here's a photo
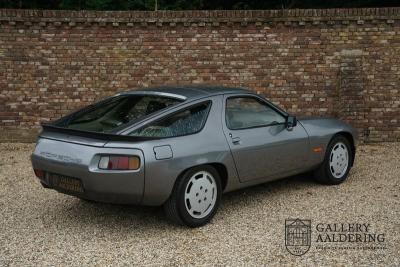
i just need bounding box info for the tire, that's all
[313,135,353,185]
[164,165,222,227]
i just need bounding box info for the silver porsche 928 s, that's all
[31,86,357,227]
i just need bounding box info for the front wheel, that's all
[314,135,353,185]
[164,165,222,227]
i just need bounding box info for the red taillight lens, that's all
[34,169,44,179]
[116,156,129,169]
[98,156,140,170]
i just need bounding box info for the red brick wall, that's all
[0,8,399,142]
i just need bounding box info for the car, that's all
[31,86,357,227]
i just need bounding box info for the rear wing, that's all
[41,123,158,142]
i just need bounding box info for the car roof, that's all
[121,85,253,101]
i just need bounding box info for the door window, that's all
[226,97,285,130]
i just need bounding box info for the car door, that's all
[222,94,310,183]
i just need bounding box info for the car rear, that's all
[31,92,185,204]
[31,133,145,204]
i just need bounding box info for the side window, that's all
[129,102,211,138]
[226,97,286,130]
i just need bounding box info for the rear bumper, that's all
[36,172,142,204]
[31,138,145,205]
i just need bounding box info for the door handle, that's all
[231,137,241,144]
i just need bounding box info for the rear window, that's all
[65,95,183,133]
[129,102,211,138]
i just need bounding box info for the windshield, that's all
[65,95,183,133]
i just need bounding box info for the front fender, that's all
[298,118,357,168]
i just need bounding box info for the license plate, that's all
[51,174,84,193]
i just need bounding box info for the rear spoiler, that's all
[41,123,158,142]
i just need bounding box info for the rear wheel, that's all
[164,165,222,227]
[314,135,353,185]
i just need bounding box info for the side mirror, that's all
[286,115,297,130]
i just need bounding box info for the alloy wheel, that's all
[184,171,217,219]
[329,142,349,179]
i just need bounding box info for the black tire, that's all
[163,165,222,227]
[313,135,353,185]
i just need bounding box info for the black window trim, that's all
[128,100,213,139]
[225,94,288,131]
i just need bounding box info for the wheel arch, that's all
[175,162,229,192]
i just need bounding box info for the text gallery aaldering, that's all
[285,219,386,256]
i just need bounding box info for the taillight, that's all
[98,156,140,170]
[34,169,44,179]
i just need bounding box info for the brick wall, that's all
[0,8,399,142]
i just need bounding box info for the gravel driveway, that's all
[0,143,399,266]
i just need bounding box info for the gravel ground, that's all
[0,143,399,266]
